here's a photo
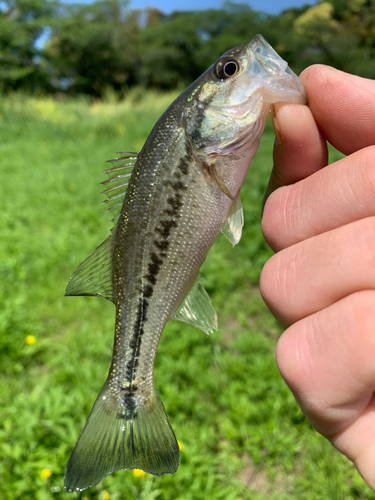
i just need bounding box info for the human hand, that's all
[260,65,375,488]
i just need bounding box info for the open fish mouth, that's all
[248,34,307,104]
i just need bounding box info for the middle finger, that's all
[262,146,375,252]
[261,215,375,325]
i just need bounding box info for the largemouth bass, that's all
[64,34,306,492]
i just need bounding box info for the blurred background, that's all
[1,1,375,499]
[1,0,374,97]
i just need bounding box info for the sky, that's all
[128,0,313,14]
[63,0,315,16]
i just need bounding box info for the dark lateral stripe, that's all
[123,151,192,393]
[124,297,148,387]
[145,252,163,285]
[178,155,189,176]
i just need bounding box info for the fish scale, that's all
[63,34,306,492]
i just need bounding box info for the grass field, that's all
[0,91,373,500]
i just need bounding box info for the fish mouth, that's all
[248,34,307,105]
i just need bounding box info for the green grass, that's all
[0,91,372,500]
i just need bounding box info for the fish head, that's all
[182,34,306,156]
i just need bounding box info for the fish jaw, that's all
[247,34,307,105]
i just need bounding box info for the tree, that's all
[0,0,56,92]
[46,0,139,97]
[328,0,375,77]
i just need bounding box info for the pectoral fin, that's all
[174,275,218,334]
[221,194,244,247]
[209,163,234,200]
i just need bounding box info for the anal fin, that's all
[174,275,218,334]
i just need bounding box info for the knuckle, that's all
[260,250,290,315]
[359,146,375,201]
[346,291,375,383]
[357,216,375,272]
[262,186,296,251]
[259,254,277,306]
[350,290,375,338]
[261,190,282,248]
[275,320,310,393]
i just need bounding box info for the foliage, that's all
[0,0,56,92]
[0,91,374,499]
[0,0,374,96]
[47,0,139,96]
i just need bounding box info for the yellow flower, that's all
[102,491,111,500]
[40,468,52,480]
[178,440,184,452]
[25,335,36,346]
[132,469,146,477]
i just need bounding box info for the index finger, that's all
[263,101,327,204]
[263,66,375,202]
[302,65,375,155]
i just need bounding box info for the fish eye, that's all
[214,58,240,80]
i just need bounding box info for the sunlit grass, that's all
[0,92,371,500]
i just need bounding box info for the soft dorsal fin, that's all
[221,193,244,247]
[173,275,218,334]
[101,152,138,233]
[65,236,114,302]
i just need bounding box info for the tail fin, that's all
[64,383,179,492]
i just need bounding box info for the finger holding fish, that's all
[263,68,375,252]
[277,290,375,492]
[261,65,375,490]
[301,65,375,156]
[261,215,375,325]
[263,102,327,207]
[265,66,375,205]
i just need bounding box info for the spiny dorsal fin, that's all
[174,275,218,334]
[65,236,114,302]
[221,193,244,247]
[101,152,138,233]
[65,153,137,301]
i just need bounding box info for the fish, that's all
[63,34,306,492]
